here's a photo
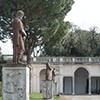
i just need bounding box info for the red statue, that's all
[12,10,26,64]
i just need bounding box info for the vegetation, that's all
[0,0,100,57]
[31,92,60,100]
[43,25,100,57]
[30,93,43,100]
[0,0,74,62]
[62,26,100,57]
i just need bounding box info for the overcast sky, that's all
[64,0,100,30]
[1,0,100,54]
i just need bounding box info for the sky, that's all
[64,0,100,30]
[1,0,100,54]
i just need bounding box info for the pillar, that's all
[72,77,75,94]
[59,75,63,93]
[89,77,91,94]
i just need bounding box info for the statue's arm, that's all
[18,20,26,37]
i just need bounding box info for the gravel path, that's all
[60,95,100,100]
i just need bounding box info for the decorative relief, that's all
[4,69,25,100]
[5,71,15,94]
[15,71,25,100]
[42,81,53,99]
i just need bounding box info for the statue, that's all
[12,10,26,64]
[43,63,56,99]
[52,68,56,82]
[45,63,56,82]
[45,63,52,81]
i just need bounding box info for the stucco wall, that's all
[30,63,100,94]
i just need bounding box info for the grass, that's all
[0,92,60,100]
[30,92,60,100]
[54,95,60,100]
[30,93,43,100]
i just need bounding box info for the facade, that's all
[30,57,100,95]
[2,55,100,95]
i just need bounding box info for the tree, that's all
[41,20,71,56]
[0,0,74,62]
[62,25,100,57]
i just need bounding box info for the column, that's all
[36,75,40,93]
[88,77,91,94]
[59,75,63,93]
[72,77,75,95]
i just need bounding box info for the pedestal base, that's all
[2,65,30,100]
[42,81,54,100]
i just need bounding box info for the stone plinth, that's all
[42,81,54,100]
[2,64,30,100]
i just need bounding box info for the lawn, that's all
[0,93,60,100]
[30,92,60,100]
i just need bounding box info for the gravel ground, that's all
[60,95,100,100]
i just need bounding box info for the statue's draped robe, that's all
[52,69,56,82]
[46,63,53,81]
[12,18,25,63]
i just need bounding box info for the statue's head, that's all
[16,10,24,20]
[46,62,52,70]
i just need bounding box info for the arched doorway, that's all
[39,69,46,93]
[75,67,89,94]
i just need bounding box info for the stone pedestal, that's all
[42,81,54,100]
[2,64,30,100]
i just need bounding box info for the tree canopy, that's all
[0,0,74,62]
[0,0,100,58]
[55,25,100,57]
